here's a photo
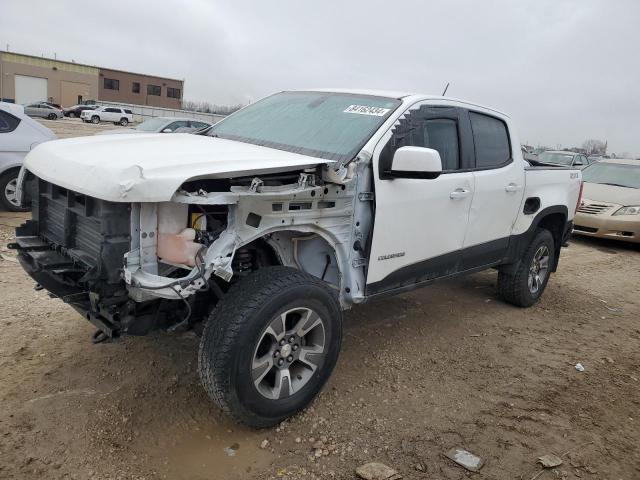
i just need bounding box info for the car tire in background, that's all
[0,170,29,212]
[497,228,556,307]
[68,112,76,118]
[91,115,100,124]
[198,266,343,427]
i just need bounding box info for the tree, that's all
[581,139,607,156]
[181,100,244,115]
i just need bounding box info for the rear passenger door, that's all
[462,111,525,269]
[103,108,120,121]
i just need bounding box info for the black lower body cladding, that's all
[11,176,131,317]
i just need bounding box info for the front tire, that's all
[497,228,555,307]
[47,113,57,120]
[198,266,342,427]
[0,170,28,212]
[91,115,100,124]
[68,112,76,118]
[119,118,129,126]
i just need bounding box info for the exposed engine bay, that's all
[11,160,374,340]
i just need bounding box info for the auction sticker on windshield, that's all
[344,105,391,116]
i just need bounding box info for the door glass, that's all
[469,112,511,168]
[423,119,460,170]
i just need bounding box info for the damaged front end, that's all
[12,162,372,340]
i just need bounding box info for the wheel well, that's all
[537,212,566,272]
[538,212,566,249]
[1,166,21,178]
[244,232,341,287]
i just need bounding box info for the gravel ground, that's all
[36,117,131,138]
[0,209,639,480]
[1,120,639,478]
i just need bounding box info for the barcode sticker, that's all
[343,105,391,116]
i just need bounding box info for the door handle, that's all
[449,188,470,199]
[505,183,522,193]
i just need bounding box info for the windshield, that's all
[208,91,401,162]
[582,162,640,189]
[136,117,169,132]
[537,152,575,165]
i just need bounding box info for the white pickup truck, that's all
[80,105,134,126]
[12,90,582,427]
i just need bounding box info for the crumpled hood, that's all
[23,133,331,202]
[583,182,640,206]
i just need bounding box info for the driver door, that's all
[366,104,475,295]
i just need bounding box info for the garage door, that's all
[15,75,48,105]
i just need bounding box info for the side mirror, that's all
[387,146,442,179]
[162,128,173,133]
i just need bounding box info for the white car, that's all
[96,116,212,135]
[13,89,582,427]
[81,106,134,126]
[0,102,56,211]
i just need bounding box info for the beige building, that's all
[0,51,98,106]
[0,51,183,108]
[98,68,183,109]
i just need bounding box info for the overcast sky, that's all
[2,0,639,155]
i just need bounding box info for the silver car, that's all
[0,102,56,211]
[97,116,212,135]
[23,102,64,120]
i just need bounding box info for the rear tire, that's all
[497,228,555,307]
[198,266,342,427]
[0,170,28,212]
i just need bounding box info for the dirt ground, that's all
[34,117,126,138]
[1,208,639,480]
[2,120,639,479]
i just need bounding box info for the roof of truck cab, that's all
[297,88,510,117]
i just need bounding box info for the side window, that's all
[105,108,119,113]
[167,120,190,131]
[422,119,459,170]
[379,107,461,175]
[124,109,133,115]
[104,78,120,90]
[0,110,21,133]
[469,111,511,168]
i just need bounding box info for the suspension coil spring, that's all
[233,248,253,273]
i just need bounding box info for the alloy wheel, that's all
[252,307,326,400]
[4,177,19,207]
[528,245,550,294]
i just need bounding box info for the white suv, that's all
[81,106,134,126]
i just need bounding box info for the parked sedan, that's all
[573,159,640,243]
[63,104,99,118]
[532,150,593,169]
[0,102,56,211]
[23,102,64,120]
[96,117,212,135]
